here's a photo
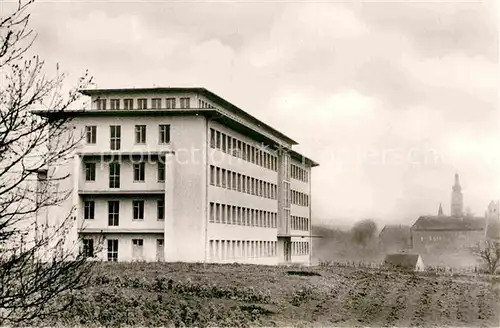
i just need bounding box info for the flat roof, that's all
[80,87,298,145]
[290,149,319,167]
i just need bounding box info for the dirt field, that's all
[36,262,500,327]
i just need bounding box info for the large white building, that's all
[36,87,318,265]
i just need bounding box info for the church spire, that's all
[451,173,463,217]
[438,203,443,216]
[453,173,461,192]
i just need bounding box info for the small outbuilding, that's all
[384,253,425,272]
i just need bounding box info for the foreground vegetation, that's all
[29,262,500,327]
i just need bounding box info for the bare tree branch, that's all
[471,240,500,274]
[0,0,96,325]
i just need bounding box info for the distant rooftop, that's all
[412,216,485,231]
[379,224,411,239]
[384,253,421,269]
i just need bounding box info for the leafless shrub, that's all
[0,0,94,324]
[471,240,500,274]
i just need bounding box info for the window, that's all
[132,239,144,260]
[227,136,232,153]
[232,139,237,156]
[84,200,95,220]
[133,200,144,220]
[216,131,221,149]
[152,98,162,109]
[210,166,215,185]
[159,124,170,144]
[133,163,145,182]
[242,142,247,159]
[227,205,232,224]
[221,169,226,188]
[83,239,94,258]
[137,98,147,109]
[210,202,215,223]
[107,239,118,262]
[96,99,106,110]
[222,134,227,152]
[135,125,146,144]
[180,97,190,109]
[221,204,226,224]
[158,162,165,182]
[109,162,120,188]
[157,200,165,220]
[166,97,176,109]
[213,167,219,186]
[156,239,164,261]
[210,129,216,148]
[85,126,96,144]
[108,201,119,226]
[232,172,237,190]
[110,125,121,150]
[85,162,96,181]
[124,98,133,110]
[110,99,120,110]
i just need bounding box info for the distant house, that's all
[379,225,411,251]
[384,253,425,272]
[411,216,486,252]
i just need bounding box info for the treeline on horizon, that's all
[311,219,388,263]
[310,221,480,268]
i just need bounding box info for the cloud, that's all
[403,53,497,97]
[357,1,498,60]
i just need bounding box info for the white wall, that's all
[164,116,207,262]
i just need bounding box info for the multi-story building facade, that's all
[35,87,318,265]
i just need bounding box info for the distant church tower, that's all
[451,173,463,217]
[438,203,443,216]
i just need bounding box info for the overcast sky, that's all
[17,0,500,227]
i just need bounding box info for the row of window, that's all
[209,165,277,200]
[83,238,165,261]
[84,200,165,223]
[291,216,309,231]
[419,234,473,242]
[95,97,191,110]
[198,99,214,109]
[292,241,310,256]
[209,202,277,228]
[210,128,278,172]
[85,161,165,187]
[209,240,277,261]
[291,190,310,207]
[85,124,171,148]
[291,164,309,183]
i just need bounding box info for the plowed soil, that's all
[37,263,500,327]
